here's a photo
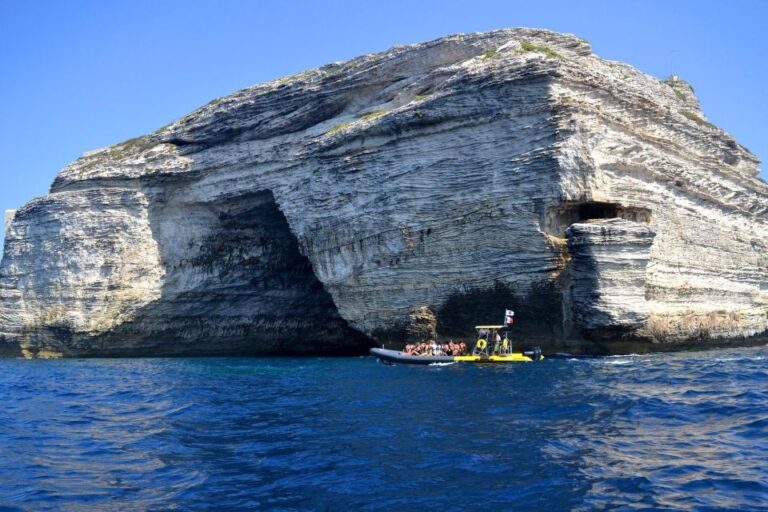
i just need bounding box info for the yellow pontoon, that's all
[454,325,543,363]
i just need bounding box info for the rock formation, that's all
[1,28,767,357]
[566,218,656,339]
[404,306,438,342]
[3,210,14,233]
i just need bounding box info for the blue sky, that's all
[1,0,766,253]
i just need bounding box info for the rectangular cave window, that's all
[545,201,652,235]
[576,202,618,221]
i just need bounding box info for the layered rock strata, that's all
[566,219,656,340]
[1,28,766,357]
[3,210,15,232]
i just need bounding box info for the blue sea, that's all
[0,347,766,511]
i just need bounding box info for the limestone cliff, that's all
[3,210,15,233]
[1,29,766,357]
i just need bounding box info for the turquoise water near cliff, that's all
[0,347,766,511]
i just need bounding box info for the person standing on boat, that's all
[504,310,515,355]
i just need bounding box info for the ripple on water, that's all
[0,348,766,511]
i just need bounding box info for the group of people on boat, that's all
[371,310,545,364]
[403,340,468,357]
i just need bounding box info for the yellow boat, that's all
[370,320,543,365]
[453,354,537,363]
[458,324,542,362]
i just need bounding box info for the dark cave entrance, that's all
[575,202,618,220]
[190,190,374,354]
[544,201,652,236]
[121,189,374,356]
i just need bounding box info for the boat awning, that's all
[475,325,504,329]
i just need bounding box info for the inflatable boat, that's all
[370,347,541,365]
[371,316,544,365]
[370,348,455,365]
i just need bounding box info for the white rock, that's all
[0,28,766,356]
[3,210,15,232]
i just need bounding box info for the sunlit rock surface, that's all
[1,28,766,357]
[3,210,15,233]
[566,219,656,337]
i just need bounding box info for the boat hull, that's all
[370,348,540,365]
[370,348,454,365]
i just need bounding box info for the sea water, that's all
[0,347,766,511]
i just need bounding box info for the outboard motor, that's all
[523,346,543,361]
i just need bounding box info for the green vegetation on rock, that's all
[519,41,563,60]
[327,120,354,134]
[360,110,388,121]
[681,110,711,127]
[103,137,155,160]
[327,109,390,135]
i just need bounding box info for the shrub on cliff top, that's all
[681,110,711,127]
[519,41,563,60]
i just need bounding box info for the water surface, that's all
[0,347,766,511]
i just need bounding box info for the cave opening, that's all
[114,189,374,356]
[544,201,652,236]
[576,202,618,220]
[191,190,374,354]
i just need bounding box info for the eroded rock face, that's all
[1,28,766,356]
[3,210,15,232]
[404,306,438,342]
[566,218,656,337]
